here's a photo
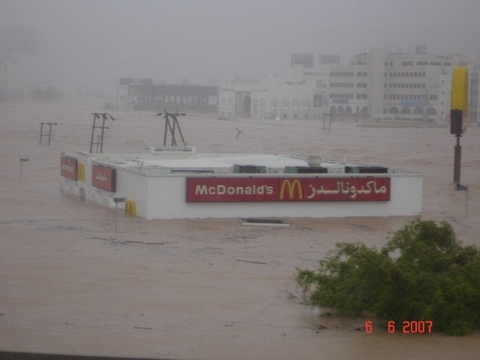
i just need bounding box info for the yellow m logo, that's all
[279,179,303,200]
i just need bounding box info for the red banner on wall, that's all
[92,165,116,192]
[186,177,390,202]
[60,156,78,181]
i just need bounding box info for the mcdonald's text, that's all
[186,177,390,202]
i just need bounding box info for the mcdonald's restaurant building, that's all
[59,147,423,220]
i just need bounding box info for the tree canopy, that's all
[296,218,480,335]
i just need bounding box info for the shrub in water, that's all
[296,218,480,335]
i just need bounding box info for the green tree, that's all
[296,218,480,335]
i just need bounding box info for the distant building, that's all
[469,61,480,124]
[223,48,479,124]
[291,53,314,69]
[219,67,329,120]
[318,54,341,66]
[0,56,26,96]
[117,77,218,113]
[327,48,469,122]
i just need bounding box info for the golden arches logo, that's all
[279,179,303,200]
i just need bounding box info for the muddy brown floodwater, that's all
[1,99,480,359]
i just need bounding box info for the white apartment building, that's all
[219,48,472,123]
[218,66,330,120]
[328,48,472,123]
[469,62,480,124]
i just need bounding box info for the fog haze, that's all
[2,0,480,92]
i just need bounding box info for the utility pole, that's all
[89,113,115,153]
[39,122,57,145]
[156,110,186,146]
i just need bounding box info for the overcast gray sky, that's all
[2,0,480,92]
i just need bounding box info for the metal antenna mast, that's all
[157,110,186,146]
[89,113,115,153]
[39,122,57,145]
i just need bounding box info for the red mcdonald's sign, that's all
[92,165,116,192]
[60,156,78,181]
[186,177,390,202]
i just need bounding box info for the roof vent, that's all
[233,164,266,173]
[307,155,322,166]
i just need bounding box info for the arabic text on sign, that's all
[307,180,387,199]
[96,173,108,182]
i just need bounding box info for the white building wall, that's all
[471,67,480,124]
[219,71,328,120]
[370,48,387,116]
[115,170,149,218]
[140,173,422,220]
[439,72,452,123]
[329,64,370,116]
[328,48,462,122]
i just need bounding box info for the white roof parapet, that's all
[145,146,196,154]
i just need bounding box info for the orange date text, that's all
[364,320,433,334]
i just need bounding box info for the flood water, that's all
[1,99,479,359]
